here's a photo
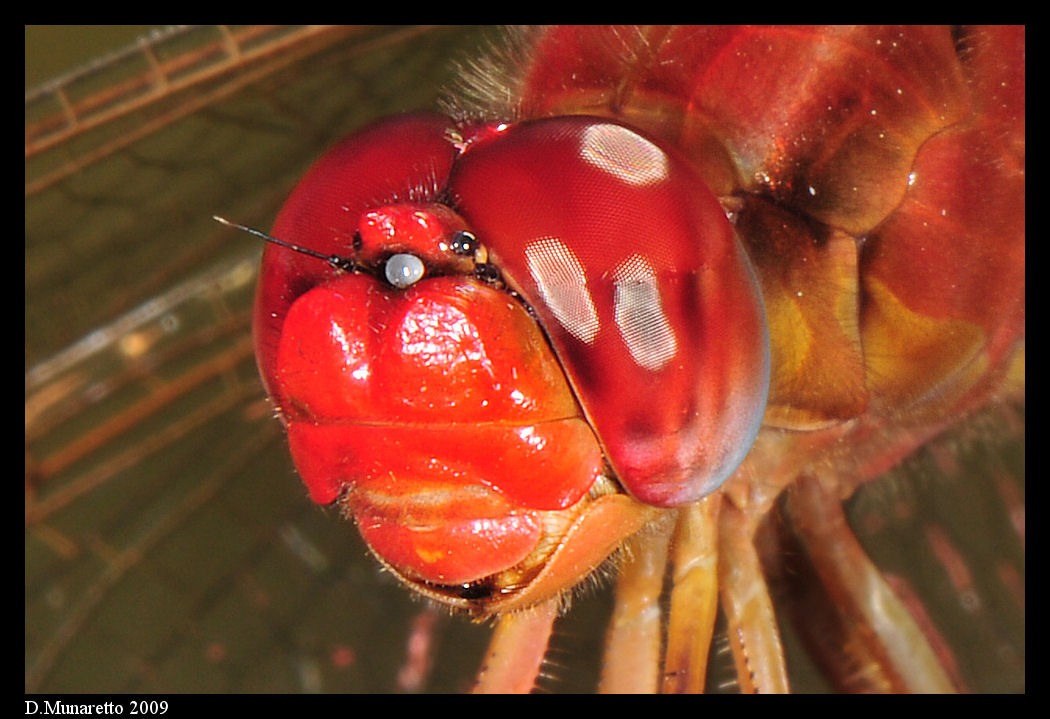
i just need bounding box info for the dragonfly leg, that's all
[785,474,956,693]
[718,500,791,693]
[597,516,674,693]
[473,597,560,693]
[661,495,721,693]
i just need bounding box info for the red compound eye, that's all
[450,117,769,507]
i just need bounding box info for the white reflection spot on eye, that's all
[613,254,678,371]
[580,124,668,186]
[524,237,600,344]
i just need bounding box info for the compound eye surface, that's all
[451,116,771,507]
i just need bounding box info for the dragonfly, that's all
[25,25,1024,693]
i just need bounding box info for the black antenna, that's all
[213,216,356,271]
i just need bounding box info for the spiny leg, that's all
[718,500,791,693]
[597,517,674,693]
[785,474,955,693]
[661,494,721,693]
[473,598,560,694]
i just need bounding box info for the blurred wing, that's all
[26,25,498,693]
